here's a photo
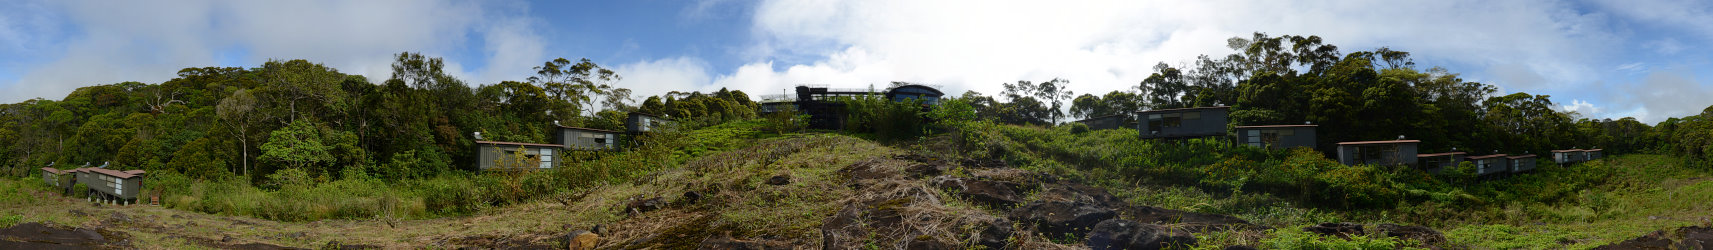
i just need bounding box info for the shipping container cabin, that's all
[557,126,621,151]
[1236,125,1318,149]
[1336,140,1420,166]
[1415,152,1466,174]
[1508,154,1538,173]
[41,167,73,194]
[626,112,674,134]
[1585,149,1603,161]
[474,141,562,171]
[77,168,146,205]
[1551,149,1583,164]
[1467,154,1510,176]
[1073,114,1131,131]
[1135,106,1230,139]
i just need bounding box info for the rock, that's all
[1007,200,1116,239]
[1594,230,1673,250]
[765,175,791,185]
[696,234,791,250]
[1130,206,1256,231]
[566,230,599,250]
[975,219,1013,250]
[625,197,665,214]
[839,159,895,188]
[904,236,959,250]
[905,164,946,178]
[681,191,702,205]
[1086,219,1195,250]
[1035,182,1124,209]
[1678,226,1713,250]
[1303,223,1365,238]
[1377,223,1446,246]
[933,176,1026,208]
[222,235,236,243]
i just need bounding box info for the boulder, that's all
[933,176,1026,208]
[1007,201,1116,239]
[625,197,665,214]
[974,218,1013,250]
[1085,219,1195,250]
[1377,223,1445,246]
[905,164,947,178]
[681,191,702,205]
[1678,226,1713,250]
[765,175,791,185]
[565,230,599,250]
[1303,222,1365,238]
[904,236,959,250]
[1594,230,1673,250]
[1033,182,1124,210]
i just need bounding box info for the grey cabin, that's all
[1551,149,1584,164]
[1415,152,1466,174]
[557,126,621,151]
[41,167,73,194]
[1136,106,1230,139]
[475,141,561,171]
[1508,154,1537,173]
[1235,125,1318,149]
[1585,149,1603,160]
[626,112,673,134]
[75,168,146,205]
[1468,154,1509,176]
[1336,140,1419,166]
[1073,114,1130,131]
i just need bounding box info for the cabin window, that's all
[1161,113,1182,128]
[1147,114,1163,133]
[1246,130,1262,147]
[1261,131,1280,147]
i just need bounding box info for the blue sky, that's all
[2,0,1712,123]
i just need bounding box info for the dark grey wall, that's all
[1137,108,1228,139]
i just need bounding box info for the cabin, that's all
[1551,149,1583,164]
[77,168,146,205]
[626,112,673,134]
[1235,125,1318,149]
[557,126,622,151]
[474,141,562,171]
[1336,140,1420,166]
[758,84,946,130]
[41,167,73,194]
[1508,154,1537,173]
[1415,152,1466,174]
[1073,114,1131,131]
[1585,149,1603,161]
[1135,106,1230,139]
[1468,154,1510,176]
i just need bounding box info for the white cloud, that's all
[616,57,716,98]
[724,0,1621,103]
[1560,99,1603,118]
[0,0,545,102]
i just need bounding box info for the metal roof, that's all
[1073,114,1128,122]
[41,167,64,174]
[1550,149,1583,153]
[1507,154,1537,159]
[1134,106,1231,114]
[84,168,143,179]
[475,140,564,148]
[1468,154,1509,160]
[1416,152,1467,157]
[557,126,622,134]
[1336,140,1421,145]
[1235,125,1318,129]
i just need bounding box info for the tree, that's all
[259,119,334,176]
[1034,78,1073,124]
[218,89,260,176]
[529,58,621,118]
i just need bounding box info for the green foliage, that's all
[258,119,334,176]
[1260,227,1412,250]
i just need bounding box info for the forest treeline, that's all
[956,33,1713,165]
[1,32,1710,185]
[0,53,759,182]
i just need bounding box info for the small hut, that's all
[1073,114,1131,131]
[78,168,146,205]
[556,126,622,151]
[1585,149,1603,160]
[1415,152,1466,174]
[626,112,674,134]
[1551,149,1583,164]
[474,141,563,171]
[1235,125,1318,149]
[1508,154,1537,173]
[1135,106,1230,139]
[41,167,72,192]
[1468,154,1509,176]
[1336,140,1420,166]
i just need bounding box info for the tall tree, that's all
[217,89,260,176]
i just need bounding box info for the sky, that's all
[2,0,1711,123]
